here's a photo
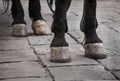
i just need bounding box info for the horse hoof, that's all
[32,20,51,35]
[84,43,107,59]
[12,24,28,37]
[50,47,71,63]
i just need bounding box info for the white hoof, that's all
[50,47,71,63]
[84,43,107,59]
[32,20,51,35]
[12,24,27,37]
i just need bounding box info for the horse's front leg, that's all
[29,0,50,35]
[50,0,72,63]
[80,0,106,59]
[12,0,27,37]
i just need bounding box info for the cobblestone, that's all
[0,62,48,79]
[0,50,38,62]
[49,65,116,81]
[0,0,120,81]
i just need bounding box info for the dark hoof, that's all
[12,24,28,37]
[84,43,107,59]
[50,47,71,63]
[32,20,51,35]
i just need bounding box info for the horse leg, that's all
[12,0,27,37]
[80,0,106,59]
[29,0,50,35]
[50,0,72,63]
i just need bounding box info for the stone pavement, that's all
[0,0,120,81]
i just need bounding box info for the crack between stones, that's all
[48,64,99,68]
[67,33,81,44]
[0,76,43,80]
[26,37,55,81]
[96,60,120,80]
[111,72,120,80]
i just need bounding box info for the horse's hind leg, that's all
[29,0,50,35]
[12,0,27,37]
[50,0,72,63]
[80,0,106,59]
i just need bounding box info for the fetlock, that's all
[84,29,103,44]
[12,18,26,25]
[50,33,68,47]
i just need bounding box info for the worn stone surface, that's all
[112,71,120,80]
[99,56,120,71]
[33,44,84,55]
[0,39,30,51]
[0,0,120,81]
[0,78,52,81]
[82,80,119,81]
[0,27,12,36]
[38,53,98,67]
[0,62,48,79]
[28,34,76,46]
[0,50,37,62]
[49,65,116,81]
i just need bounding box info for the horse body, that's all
[5,0,106,63]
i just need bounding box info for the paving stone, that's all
[0,27,12,36]
[68,21,81,31]
[0,39,30,51]
[49,65,116,81]
[0,50,37,62]
[39,53,98,67]
[112,71,120,80]
[0,15,12,27]
[97,24,120,56]
[0,36,27,40]
[33,44,84,55]
[0,77,52,81]
[103,22,120,33]
[99,56,120,71]
[68,30,84,43]
[82,80,119,81]
[0,62,48,79]
[28,34,76,46]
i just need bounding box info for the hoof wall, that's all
[50,47,71,63]
[12,24,27,37]
[32,20,51,35]
[84,43,107,59]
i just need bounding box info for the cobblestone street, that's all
[0,0,120,81]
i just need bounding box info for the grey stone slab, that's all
[28,34,76,46]
[103,22,120,33]
[0,15,12,27]
[0,27,12,36]
[49,65,116,81]
[0,39,30,51]
[39,53,98,67]
[0,62,48,79]
[68,21,81,31]
[68,30,84,43]
[99,56,120,71]
[82,80,119,81]
[0,50,37,62]
[28,35,52,45]
[112,71,120,80]
[0,77,52,81]
[97,24,120,56]
[33,44,84,55]
[0,36,27,40]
